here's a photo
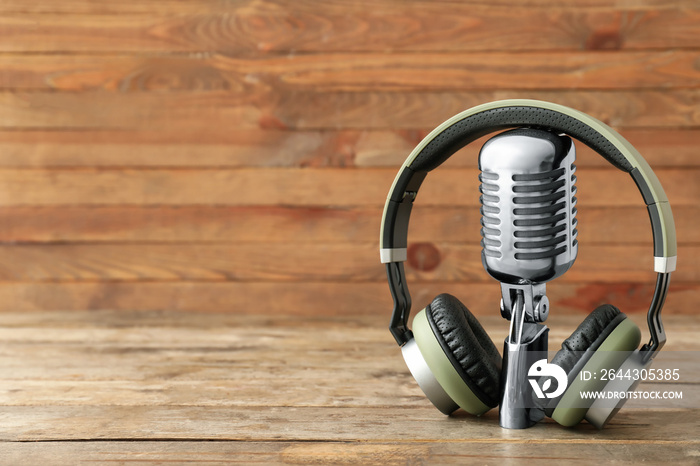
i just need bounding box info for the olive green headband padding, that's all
[551,318,642,427]
[380,99,677,258]
[412,309,491,416]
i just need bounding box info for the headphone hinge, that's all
[641,273,670,362]
[387,262,413,346]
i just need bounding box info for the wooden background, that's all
[0,0,699,319]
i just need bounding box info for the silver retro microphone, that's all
[479,128,578,322]
[478,128,578,429]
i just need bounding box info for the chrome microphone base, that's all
[499,322,549,429]
[498,285,549,429]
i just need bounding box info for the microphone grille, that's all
[511,163,577,260]
[477,128,578,284]
[479,171,502,258]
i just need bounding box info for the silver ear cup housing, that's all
[401,338,459,415]
[585,350,651,429]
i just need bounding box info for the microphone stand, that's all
[499,283,549,429]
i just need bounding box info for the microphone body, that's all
[479,128,578,285]
[479,128,579,428]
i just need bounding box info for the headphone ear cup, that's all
[414,293,501,414]
[547,305,641,427]
[549,305,623,378]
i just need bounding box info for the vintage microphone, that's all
[478,128,578,428]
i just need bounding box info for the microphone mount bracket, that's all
[500,282,549,323]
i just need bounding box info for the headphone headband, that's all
[380,100,675,357]
[380,99,676,271]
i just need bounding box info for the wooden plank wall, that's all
[0,0,698,317]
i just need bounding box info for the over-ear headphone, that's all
[380,99,677,428]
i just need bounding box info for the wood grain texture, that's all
[0,243,694,283]
[2,4,699,53]
[1,128,699,168]
[1,0,697,14]
[0,0,696,326]
[0,280,696,315]
[0,167,694,207]
[2,205,696,244]
[0,311,697,463]
[2,441,699,466]
[0,129,360,168]
[1,2,698,462]
[3,51,700,92]
[2,405,697,442]
[2,89,700,130]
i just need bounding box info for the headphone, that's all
[380,99,677,428]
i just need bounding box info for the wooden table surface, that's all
[0,310,698,465]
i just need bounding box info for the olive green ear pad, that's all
[412,293,501,415]
[547,305,641,426]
